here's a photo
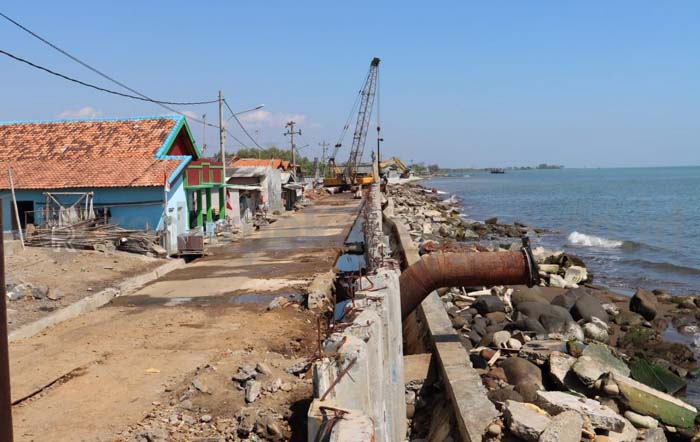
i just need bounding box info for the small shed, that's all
[226,162,283,216]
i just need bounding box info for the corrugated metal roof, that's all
[227,165,271,177]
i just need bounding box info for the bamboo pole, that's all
[8,169,24,250]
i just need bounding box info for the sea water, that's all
[425,167,700,295]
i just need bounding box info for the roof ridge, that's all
[0,114,183,126]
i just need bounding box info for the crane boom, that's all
[343,57,380,184]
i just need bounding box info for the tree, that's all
[427,164,440,174]
[233,146,315,176]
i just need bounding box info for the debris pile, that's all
[24,218,164,256]
[117,356,310,442]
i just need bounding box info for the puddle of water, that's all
[334,299,351,321]
[345,210,366,246]
[109,292,303,307]
[229,292,303,305]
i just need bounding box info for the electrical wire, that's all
[225,129,252,151]
[0,12,217,106]
[223,99,264,150]
[0,47,219,128]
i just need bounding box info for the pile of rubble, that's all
[389,184,700,441]
[118,358,311,442]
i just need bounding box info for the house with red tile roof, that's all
[0,115,225,252]
[228,158,291,170]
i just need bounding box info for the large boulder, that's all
[487,387,524,405]
[474,295,505,315]
[630,288,658,321]
[511,286,549,306]
[501,356,544,399]
[517,302,574,326]
[551,290,581,310]
[572,293,609,324]
[583,321,609,342]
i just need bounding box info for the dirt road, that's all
[9,194,360,442]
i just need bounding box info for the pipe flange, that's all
[520,237,540,287]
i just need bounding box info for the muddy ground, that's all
[5,247,165,331]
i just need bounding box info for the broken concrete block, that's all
[538,264,560,274]
[548,351,576,388]
[503,400,551,442]
[244,379,261,403]
[572,343,629,386]
[564,265,588,285]
[535,390,626,432]
[612,374,697,429]
[642,428,668,442]
[549,274,568,288]
[518,340,567,365]
[267,296,290,310]
[605,417,639,442]
[539,410,583,442]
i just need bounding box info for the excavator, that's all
[324,57,380,190]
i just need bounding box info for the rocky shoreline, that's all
[388,183,700,441]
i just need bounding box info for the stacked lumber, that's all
[24,219,163,256]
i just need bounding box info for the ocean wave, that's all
[567,231,623,248]
[625,259,700,276]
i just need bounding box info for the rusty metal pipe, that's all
[399,241,538,319]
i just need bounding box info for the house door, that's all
[11,201,34,229]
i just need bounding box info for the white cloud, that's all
[58,106,103,119]
[239,110,309,128]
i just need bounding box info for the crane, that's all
[325,57,380,190]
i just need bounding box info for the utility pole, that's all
[201,113,207,155]
[284,121,301,179]
[319,141,330,178]
[218,91,226,178]
[0,201,13,442]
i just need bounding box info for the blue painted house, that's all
[0,115,224,252]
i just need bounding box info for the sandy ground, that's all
[5,247,165,331]
[9,193,360,442]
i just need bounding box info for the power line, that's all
[0,12,217,106]
[222,99,264,150]
[224,127,252,151]
[0,12,259,150]
[0,47,218,128]
[0,48,217,108]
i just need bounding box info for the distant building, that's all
[0,115,224,253]
[225,159,285,224]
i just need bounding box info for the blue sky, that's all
[1,1,699,168]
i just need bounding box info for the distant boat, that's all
[490,168,505,174]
